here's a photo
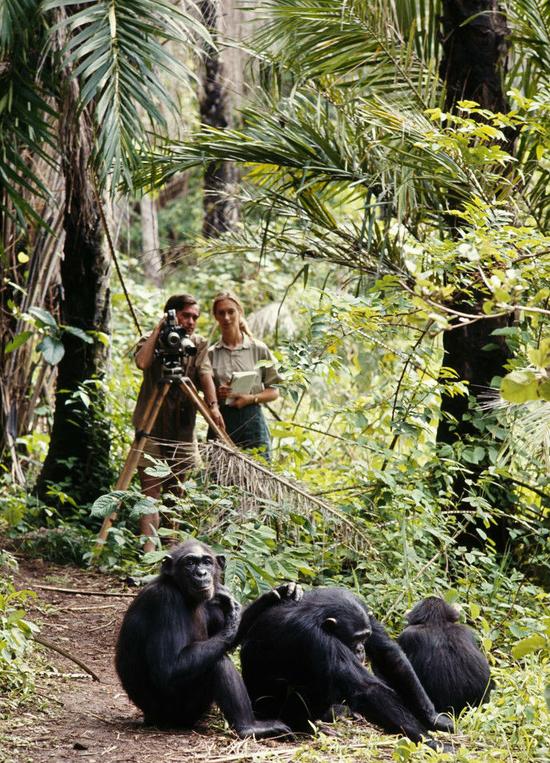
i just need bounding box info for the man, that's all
[133,294,224,551]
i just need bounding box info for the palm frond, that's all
[507,0,550,91]
[198,440,375,551]
[247,0,441,109]
[0,0,40,49]
[42,0,210,189]
[137,86,506,230]
[0,3,58,223]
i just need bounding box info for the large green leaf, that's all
[37,336,65,365]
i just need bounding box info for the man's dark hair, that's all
[164,294,199,313]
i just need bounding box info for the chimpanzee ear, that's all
[322,617,338,633]
[216,554,226,570]
[161,553,174,576]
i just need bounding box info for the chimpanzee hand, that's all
[430,712,454,734]
[271,582,303,603]
[216,588,241,638]
[213,584,233,602]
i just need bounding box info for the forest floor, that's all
[0,557,417,763]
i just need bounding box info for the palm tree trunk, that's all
[35,70,114,507]
[437,0,514,549]
[198,0,239,237]
[440,0,510,113]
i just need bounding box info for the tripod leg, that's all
[178,378,235,447]
[96,383,171,543]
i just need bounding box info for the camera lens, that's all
[165,331,182,348]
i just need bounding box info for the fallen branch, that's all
[60,604,118,612]
[29,583,133,597]
[33,634,101,682]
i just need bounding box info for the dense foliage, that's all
[0,553,37,700]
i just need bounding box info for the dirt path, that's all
[1,559,402,763]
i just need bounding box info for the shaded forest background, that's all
[0,1,549,760]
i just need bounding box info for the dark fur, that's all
[397,597,493,714]
[238,587,453,743]
[115,540,289,738]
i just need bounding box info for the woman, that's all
[209,291,281,459]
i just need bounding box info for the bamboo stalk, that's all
[33,634,101,682]
[30,584,133,598]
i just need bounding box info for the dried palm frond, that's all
[148,436,373,551]
[199,440,375,551]
[478,393,550,470]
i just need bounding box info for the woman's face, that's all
[214,299,240,331]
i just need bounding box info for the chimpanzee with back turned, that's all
[236,587,454,746]
[115,540,292,738]
[397,596,493,714]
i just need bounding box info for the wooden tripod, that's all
[96,375,234,543]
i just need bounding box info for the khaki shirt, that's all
[208,335,282,395]
[132,333,212,442]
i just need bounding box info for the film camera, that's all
[156,308,197,375]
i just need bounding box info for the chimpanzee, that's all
[237,587,454,745]
[397,596,493,714]
[115,540,292,738]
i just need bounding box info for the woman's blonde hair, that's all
[212,291,252,337]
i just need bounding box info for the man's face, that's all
[176,305,200,334]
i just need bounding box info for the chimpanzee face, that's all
[177,544,217,600]
[323,608,371,663]
[163,541,222,602]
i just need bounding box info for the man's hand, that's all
[209,407,226,430]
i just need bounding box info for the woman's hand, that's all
[228,394,255,409]
[217,384,232,401]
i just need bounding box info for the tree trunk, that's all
[198,0,239,238]
[437,1,514,550]
[440,0,510,113]
[140,195,163,285]
[35,71,114,507]
[0,159,64,482]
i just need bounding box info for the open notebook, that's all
[226,371,258,403]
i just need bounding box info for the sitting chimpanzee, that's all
[397,596,493,714]
[115,540,293,738]
[237,587,453,745]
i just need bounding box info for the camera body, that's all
[156,308,197,375]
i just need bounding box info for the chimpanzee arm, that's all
[366,616,453,732]
[148,592,241,690]
[316,639,431,744]
[170,634,234,685]
[234,583,302,644]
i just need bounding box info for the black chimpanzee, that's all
[237,587,454,744]
[397,596,493,714]
[115,540,293,738]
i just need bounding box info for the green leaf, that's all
[5,331,32,353]
[469,603,481,619]
[500,370,539,403]
[28,306,57,329]
[142,550,167,565]
[63,326,93,343]
[539,379,550,402]
[463,446,486,464]
[527,339,550,368]
[144,461,172,478]
[511,633,546,659]
[90,491,129,517]
[37,336,65,365]
[130,497,159,518]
